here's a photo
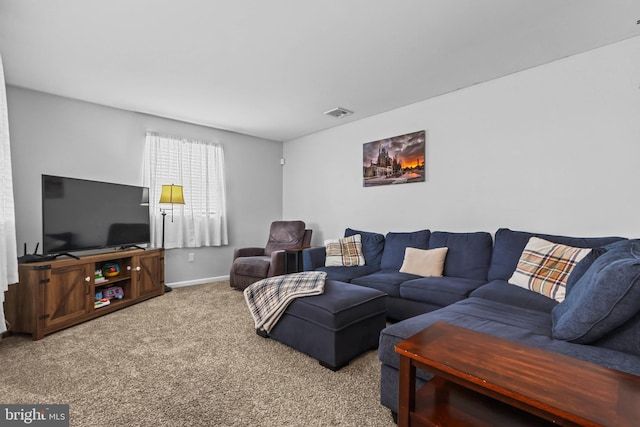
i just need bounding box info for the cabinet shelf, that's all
[93,297,129,313]
[4,248,165,340]
[95,276,130,287]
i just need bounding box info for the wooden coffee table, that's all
[395,321,640,427]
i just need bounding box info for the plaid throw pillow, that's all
[325,234,366,267]
[509,237,592,302]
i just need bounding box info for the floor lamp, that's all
[159,184,185,293]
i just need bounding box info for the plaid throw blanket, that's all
[244,271,327,333]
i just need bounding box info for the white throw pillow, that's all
[399,247,448,277]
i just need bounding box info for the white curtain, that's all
[0,52,19,334]
[143,132,228,249]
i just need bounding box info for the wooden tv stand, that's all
[395,321,640,427]
[4,248,164,340]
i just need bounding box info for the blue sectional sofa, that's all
[303,228,493,321]
[303,227,640,418]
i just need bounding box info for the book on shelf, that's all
[94,299,110,309]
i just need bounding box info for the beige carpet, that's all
[0,281,396,426]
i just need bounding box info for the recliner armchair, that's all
[230,220,313,290]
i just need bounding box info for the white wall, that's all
[283,36,640,244]
[8,87,284,285]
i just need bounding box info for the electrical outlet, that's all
[188,253,195,262]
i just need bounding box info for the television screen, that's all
[42,175,150,254]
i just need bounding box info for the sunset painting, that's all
[362,130,426,187]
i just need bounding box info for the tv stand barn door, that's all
[4,248,165,340]
[135,251,164,300]
[43,263,92,331]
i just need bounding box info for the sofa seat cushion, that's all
[378,298,640,381]
[232,256,271,278]
[488,228,625,282]
[552,240,640,344]
[351,269,420,297]
[429,231,493,280]
[380,230,430,270]
[470,280,558,313]
[313,264,380,283]
[399,277,486,307]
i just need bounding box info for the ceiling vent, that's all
[323,107,354,118]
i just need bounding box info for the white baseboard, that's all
[167,275,230,288]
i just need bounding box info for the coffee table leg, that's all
[398,355,416,427]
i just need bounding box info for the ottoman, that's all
[264,279,387,370]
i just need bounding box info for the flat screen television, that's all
[42,175,150,254]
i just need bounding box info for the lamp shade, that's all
[159,184,185,204]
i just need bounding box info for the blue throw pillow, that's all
[565,247,606,296]
[552,240,640,343]
[593,311,640,356]
[344,228,385,267]
[380,230,430,270]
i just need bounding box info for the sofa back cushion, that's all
[487,228,625,282]
[429,231,493,280]
[344,228,385,268]
[380,230,430,270]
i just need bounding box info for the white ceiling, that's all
[1,1,639,142]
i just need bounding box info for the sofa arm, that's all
[267,250,286,277]
[233,247,265,260]
[302,247,326,271]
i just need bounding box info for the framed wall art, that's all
[362,130,426,187]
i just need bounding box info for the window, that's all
[0,52,18,334]
[143,132,228,248]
